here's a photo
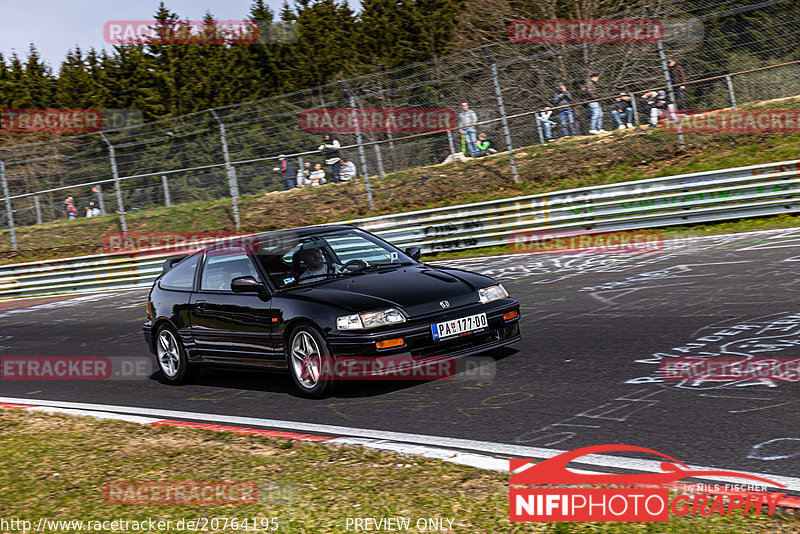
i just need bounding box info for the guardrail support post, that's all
[340,81,374,211]
[482,46,519,182]
[0,159,17,251]
[210,110,242,231]
[725,75,737,109]
[99,132,128,233]
[33,194,42,225]
[161,175,171,207]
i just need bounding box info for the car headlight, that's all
[478,284,508,304]
[337,308,406,330]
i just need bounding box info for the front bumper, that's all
[327,298,521,362]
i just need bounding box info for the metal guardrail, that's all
[1,158,799,299]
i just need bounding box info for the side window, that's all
[200,248,260,292]
[159,253,200,291]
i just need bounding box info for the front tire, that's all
[154,324,196,385]
[286,324,337,398]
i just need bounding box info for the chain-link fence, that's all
[2,0,800,252]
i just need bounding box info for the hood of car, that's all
[288,265,494,316]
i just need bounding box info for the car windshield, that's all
[254,228,416,289]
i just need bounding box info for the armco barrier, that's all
[1,158,799,299]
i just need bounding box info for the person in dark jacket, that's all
[667,60,687,110]
[87,185,103,216]
[318,134,342,183]
[554,84,579,136]
[273,154,296,190]
[611,93,634,129]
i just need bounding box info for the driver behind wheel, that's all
[298,239,341,282]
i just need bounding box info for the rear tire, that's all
[286,324,337,398]
[154,324,196,385]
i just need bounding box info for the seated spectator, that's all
[537,108,556,142]
[641,90,668,126]
[296,161,313,187]
[474,132,497,157]
[310,163,327,186]
[611,93,634,129]
[339,158,357,181]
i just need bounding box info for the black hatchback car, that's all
[143,225,521,397]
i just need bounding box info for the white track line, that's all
[2,396,798,491]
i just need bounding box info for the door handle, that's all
[195,300,207,309]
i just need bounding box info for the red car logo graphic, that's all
[510,444,785,488]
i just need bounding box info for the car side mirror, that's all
[405,247,422,261]
[231,276,268,298]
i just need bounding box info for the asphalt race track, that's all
[2,228,799,484]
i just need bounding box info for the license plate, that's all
[432,313,488,341]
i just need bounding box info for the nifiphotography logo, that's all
[509,444,786,522]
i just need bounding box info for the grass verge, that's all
[0,409,797,533]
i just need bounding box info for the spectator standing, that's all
[318,134,342,183]
[585,74,606,133]
[537,108,556,141]
[64,196,78,220]
[87,186,102,216]
[611,93,634,129]
[273,154,296,191]
[667,60,687,110]
[339,158,357,181]
[310,163,327,186]
[458,102,479,157]
[554,84,579,136]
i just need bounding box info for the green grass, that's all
[2,121,800,264]
[0,409,797,533]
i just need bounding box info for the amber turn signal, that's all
[503,310,519,321]
[376,337,405,349]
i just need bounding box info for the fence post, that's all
[95,183,106,215]
[340,81,374,211]
[0,159,17,251]
[535,112,546,145]
[98,132,128,233]
[446,129,458,165]
[482,46,519,182]
[629,93,641,127]
[210,109,241,232]
[33,195,42,225]
[373,144,386,182]
[161,176,171,207]
[648,5,685,149]
[725,75,737,109]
